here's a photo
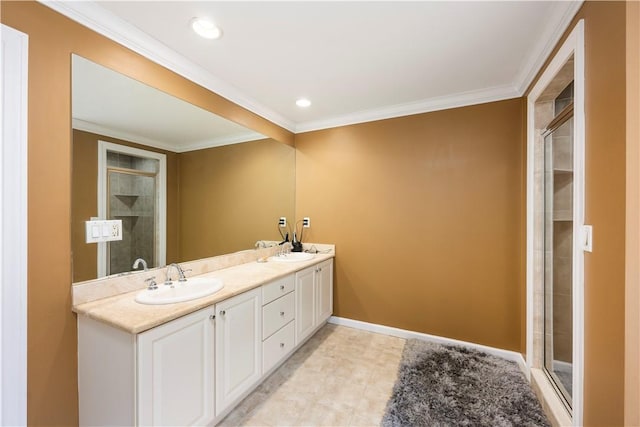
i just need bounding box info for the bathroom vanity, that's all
[73,248,334,426]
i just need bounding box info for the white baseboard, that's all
[328,316,527,374]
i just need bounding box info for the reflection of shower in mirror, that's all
[98,141,167,278]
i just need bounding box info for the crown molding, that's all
[73,119,177,152]
[41,0,297,132]
[177,132,266,153]
[294,84,519,133]
[73,119,264,153]
[514,0,584,95]
[47,0,583,136]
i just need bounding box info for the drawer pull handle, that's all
[280,311,285,316]
[280,285,285,290]
[280,343,285,348]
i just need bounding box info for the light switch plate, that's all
[583,225,593,252]
[85,219,123,243]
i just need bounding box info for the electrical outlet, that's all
[303,217,310,228]
[85,219,123,243]
[111,220,122,238]
[279,217,287,227]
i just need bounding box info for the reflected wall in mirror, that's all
[71,55,295,282]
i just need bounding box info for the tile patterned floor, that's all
[219,324,406,426]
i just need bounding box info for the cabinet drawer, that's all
[262,292,295,339]
[262,275,294,305]
[263,321,295,374]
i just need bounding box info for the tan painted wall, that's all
[580,4,626,423]
[0,1,293,424]
[179,139,295,261]
[71,129,180,282]
[625,1,640,425]
[526,2,628,425]
[295,98,525,351]
[3,0,633,424]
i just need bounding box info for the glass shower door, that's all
[543,113,574,409]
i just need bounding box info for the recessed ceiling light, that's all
[191,18,222,40]
[296,98,311,108]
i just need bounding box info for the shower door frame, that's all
[97,141,167,277]
[526,20,585,426]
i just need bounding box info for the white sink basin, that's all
[268,252,315,263]
[135,277,224,305]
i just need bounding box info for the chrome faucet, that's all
[279,242,293,256]
[165,263,190,284]
[132,258,148,271]
[144,277,158,290]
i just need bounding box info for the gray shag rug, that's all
[382,340,550,427]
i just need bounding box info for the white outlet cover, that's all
[85,219,123,243]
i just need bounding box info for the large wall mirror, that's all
[71,55,295,283]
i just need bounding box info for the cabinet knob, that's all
[280,343,285,348]
[280,311,285,316]
[209,315,215,320]
[280,285,285,290]
[220,310,226,316]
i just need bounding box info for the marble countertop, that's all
[73,253,334,334]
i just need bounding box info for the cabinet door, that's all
[137,306,215,427]
[295,266,316,345]
[215,287,262,416]
[316,260,333,325]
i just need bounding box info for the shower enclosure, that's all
[543,82,574,408]
[107,154,157,275]
[98,141,166,277]
[527,22,585,425]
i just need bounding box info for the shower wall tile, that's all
[535,101,554,128]
[552,174,573,220]
[553,135,573,171]
[553,257,572,296]
[553,294,573,336]
[553,221,573,256]
[553,331,573,363]
[533,331,544,367]
[544,332,554,367]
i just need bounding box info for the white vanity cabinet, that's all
[77,256,334,427]
[77,306,216,427]
[214,287,262,418]
[138,307,216,426]
[295,259,333,345]
[261,275,296,374]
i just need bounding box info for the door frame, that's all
[0,23,29,426]
[97,141,166,277]
[526,20,585,426]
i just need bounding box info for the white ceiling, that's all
[52,1,582,134]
